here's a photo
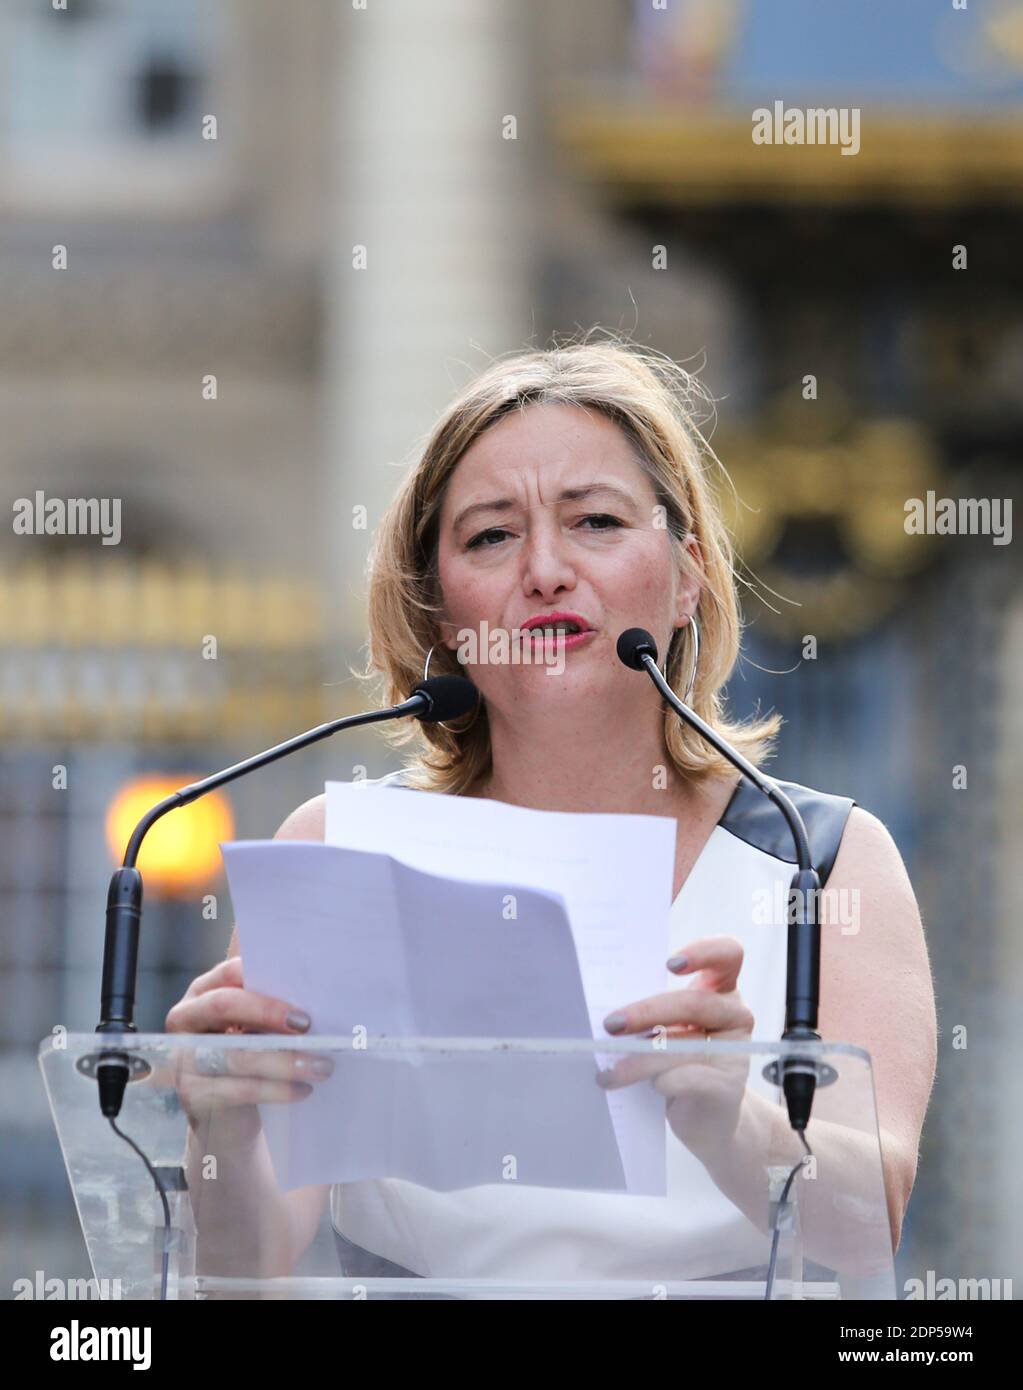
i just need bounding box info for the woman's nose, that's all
[520,525,576,598]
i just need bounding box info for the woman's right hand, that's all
[165,955,333,1138]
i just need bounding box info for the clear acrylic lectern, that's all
[40,1034,896,1300]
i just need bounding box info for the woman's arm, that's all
[602,806,938,1272]
[693,808,936,1267]
[814,805,938,1245]
[183,1102,330,1280]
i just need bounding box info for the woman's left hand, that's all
[599,936,755,1154]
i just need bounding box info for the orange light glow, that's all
[105,776,234,897]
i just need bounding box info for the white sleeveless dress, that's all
[329,771,855,1282]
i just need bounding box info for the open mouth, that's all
[522,623,596,649]
[525,621,587,636]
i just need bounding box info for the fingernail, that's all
[667,954,688,972]
[286,1010,311,1032]
[596,1069,615,1088]
[603,1011,627,1034]
[296,1055,333,1077]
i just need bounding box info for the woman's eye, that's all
[465,515,622,550]
[466,528,509,550]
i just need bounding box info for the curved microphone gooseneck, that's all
[615,628,830,1135]
[89,675,480,1119]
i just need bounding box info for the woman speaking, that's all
[167,337,937,1288]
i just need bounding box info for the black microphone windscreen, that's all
[616,628,658,670]
[411,675,480,723]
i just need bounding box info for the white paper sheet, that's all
[221,840,630,1192]
[221,784,677,1195]
[324,781,678,1193]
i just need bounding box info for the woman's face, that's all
[435,401,701,715]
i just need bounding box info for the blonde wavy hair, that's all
[357,332,781,794]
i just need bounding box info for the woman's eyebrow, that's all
[452,482,636,532]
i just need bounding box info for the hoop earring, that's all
[673,616,700,703]
[422,643,482,733]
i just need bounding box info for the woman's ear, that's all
[432,585,460,651]
[673,533,703,630]
[438,620,464,653]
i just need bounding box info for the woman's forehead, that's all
[461,400,628,463]
[442,407,649,516]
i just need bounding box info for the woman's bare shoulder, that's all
[829,804,911,893]
[274,794,326,843]
[271,775,405,842]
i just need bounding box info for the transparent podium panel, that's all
[39,1035,896,1300]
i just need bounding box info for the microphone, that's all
[88,675,480,1117]
[408,675,480,724]
[616,628,826,1134]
